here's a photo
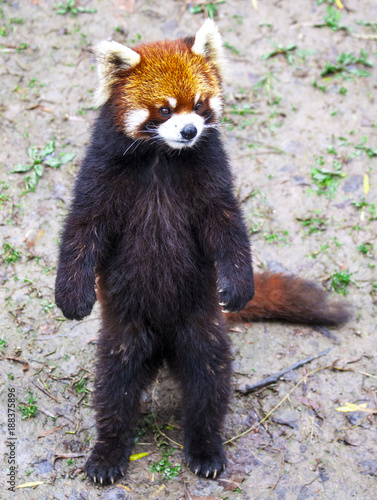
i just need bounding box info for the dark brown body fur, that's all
[55,89,349,486]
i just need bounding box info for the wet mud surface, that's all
[1,1,377,499]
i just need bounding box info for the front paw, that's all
[84,445,129,485]
[55,281,96,321]
[218,281,254,312]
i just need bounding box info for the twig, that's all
[351,33,377,40]
[237,348,332,394]
[31,381,61,403]
[153,414,184,449]
[357,371,377,379]
[224,364,330,445]
[53,453,85,465]
[268,447,284,498]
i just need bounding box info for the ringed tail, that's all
[224,272,351,327]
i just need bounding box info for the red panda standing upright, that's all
[55,20,349,485]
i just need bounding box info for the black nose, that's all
[181,124,197,141]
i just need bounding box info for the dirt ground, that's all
[1,0,377,499]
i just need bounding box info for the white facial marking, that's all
[195,92,201,104]
[167,97,177,109]
[209,96,223,120]
[124,109,149,136]
[157,112,205,149]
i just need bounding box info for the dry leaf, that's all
[15,481,44,489]
[336,402,377,414]
[129,452,149,461]
[116,484,132,492]
[363,173,369,194]
[6,356,30,371]
[152,484,165,497]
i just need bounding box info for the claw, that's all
[111,477,114,484]
[100,477,103,485]
[223,463,226,471]
[93,476,97,483]
[213,470,217,479]
[194,468,199,475]
[206,470,210,478]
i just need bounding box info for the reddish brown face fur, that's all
[108,40,223,147]
[121,40,221,111]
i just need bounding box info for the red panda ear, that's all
[191,19,226,78]
[93,41,140,107]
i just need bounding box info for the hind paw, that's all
[186,448,226,479]
[84,447,129,485]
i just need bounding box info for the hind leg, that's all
[167,317,232,478]
[84,323,162,485]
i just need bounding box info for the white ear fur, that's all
[191,19,226,78]
[93,41,140,107]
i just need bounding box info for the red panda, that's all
[55,20,349,485]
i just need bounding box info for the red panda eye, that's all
[195,102,203,112]
[159,107,171,116]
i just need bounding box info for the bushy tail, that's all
[224,272,351,327]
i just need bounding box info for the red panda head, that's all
[93,20,225,149]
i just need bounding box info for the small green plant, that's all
[330,270,354,295]
[11,141,75,192]
[0,336,7,352]
[19,391,38,419]
[55,0,97,16]
[74,374,89,394]
[354,136,377,159]
[188,1,225,19]
[321,50,372,79]
[229,104,256,117]
[2,242,21,264]
[253,71,281,105]
[41,299,55,313]
[311,168,345,197]
[323,6,349,32]
[298,213,327,234]
[261,42,297,65]
[263,230,289,245]
[0,180,10,208]
[352,197,377,221]
[358,242,374,257]
[149,449,181,481]
[261,43,314,67]
[356,20,377,32]
[310,156,345,197]
[223,41,241,55]
[28,78,44,89]
[312,79,327,92]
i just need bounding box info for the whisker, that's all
[123,140,139,155]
